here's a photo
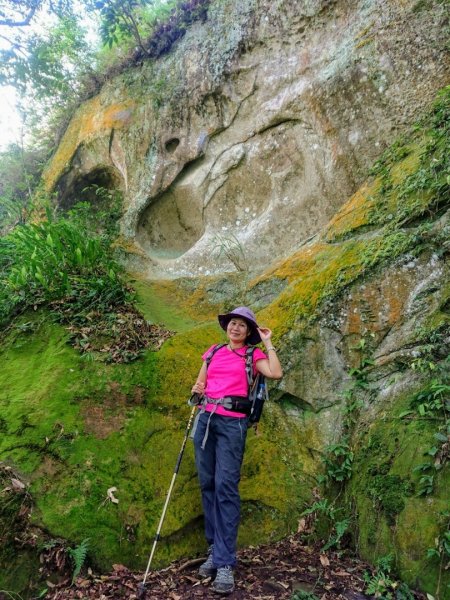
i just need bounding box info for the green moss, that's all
[0,548,41,597]
[0,309,319,591]
[367,473,412,525]
[133,277,199,332]
[347,385,449,593]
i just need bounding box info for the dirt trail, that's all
[45,534,428,600]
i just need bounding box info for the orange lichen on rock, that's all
[259,241,331,283]
[43,96,136,192]
[344,266,417,339]
[113,236,148,258]
[389,145,422,186]
[258,238,367,338]
[324,178,381,242]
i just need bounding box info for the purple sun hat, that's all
[218,306,261,345]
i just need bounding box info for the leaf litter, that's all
[44,533,428,600]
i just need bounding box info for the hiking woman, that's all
[191,306,282,595]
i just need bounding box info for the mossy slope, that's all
[0,311,310,595]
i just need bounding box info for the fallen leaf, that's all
[107,486,119,504]
[333,569,351,577]
[298,518,307,532]
[11,478,26,490]
[320,554,330,567]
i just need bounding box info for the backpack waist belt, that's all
[203,395,251,415]
[196,396,251,450]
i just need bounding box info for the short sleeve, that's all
[252,347,267,373]
[202,345,218,361]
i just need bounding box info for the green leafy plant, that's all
[322,517,350,552]
[363,554,414,599]
[364,570,396,598]
[413,464,435,496]
[67,184,123,238]
[301,499,350,551]
[0,206,170,362]
[400,354,449,497]
[319,439,354,483]
[341,333,376,429]
[410,380,449,417]
[426,510,450,600]
[68,538,89,583]
[348,358,375,389]
[427,511,450,568]
[0,214,128,327]
[427,519,450,562]
[412,425,449,497]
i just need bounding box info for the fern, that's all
[68,538,89,583]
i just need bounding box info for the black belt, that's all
[204,395,251,415]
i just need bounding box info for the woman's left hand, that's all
[257,327,272,343]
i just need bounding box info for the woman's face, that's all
[226,318,249,345]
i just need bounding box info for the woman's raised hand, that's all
[257,327,272,343]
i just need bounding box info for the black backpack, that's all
[205,344,268,424]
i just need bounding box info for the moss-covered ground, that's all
[0,308,310,595]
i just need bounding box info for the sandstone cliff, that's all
[43,0,448,278]
[1,0,449,597]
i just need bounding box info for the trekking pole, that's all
[138,400,198,598]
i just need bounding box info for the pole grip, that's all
[174,405,196,473]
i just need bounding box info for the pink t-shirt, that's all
[201,345,267,418]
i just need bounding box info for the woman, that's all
[191,306,282,595]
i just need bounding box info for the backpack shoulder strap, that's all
[244,346,256,388]
[205,343,227,369]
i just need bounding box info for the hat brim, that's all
[218,313,261,345]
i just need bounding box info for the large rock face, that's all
[43,0,448,278]
[2,1,448,597]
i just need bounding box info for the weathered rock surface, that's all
[2,1,449,598]
[44,0,448,278]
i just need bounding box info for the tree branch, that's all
[0,32,29,57]
[122,5,149,56]
[0,4,39,27]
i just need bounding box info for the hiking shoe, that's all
[211,565,235,595]
[198,545,216,577]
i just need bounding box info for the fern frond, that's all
[68,538,90,583]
